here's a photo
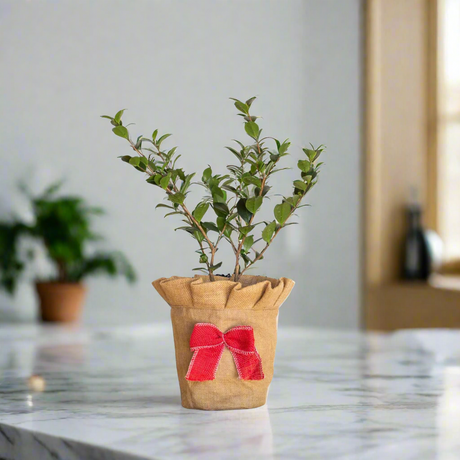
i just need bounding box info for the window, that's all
[438,0,460,261]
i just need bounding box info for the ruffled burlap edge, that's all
[152,275,295,310]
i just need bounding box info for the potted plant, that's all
[102,97,324,410]
[0,184,135,322]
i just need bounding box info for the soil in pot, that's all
[35,282,86,323]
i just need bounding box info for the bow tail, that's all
[229,349,264,381]
[185,345,225,381]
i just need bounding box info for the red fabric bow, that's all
[185,323,264,381]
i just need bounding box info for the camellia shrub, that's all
[102,97,324,282]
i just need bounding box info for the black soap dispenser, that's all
[403,204,431,281]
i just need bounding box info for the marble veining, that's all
[1,323,460,459]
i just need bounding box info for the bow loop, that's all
[223,327,255,354]
[190,323,223,349]
[185,323,264,381]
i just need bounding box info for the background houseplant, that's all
[0,183,135,322]
[103,97,325,409]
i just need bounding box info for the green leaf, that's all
[129,157,140,167]
[222,184,238,194]
[216,216,226,231]
[242,115,259,122]
[293,180,307,191]
[241,252,251,266]
[242,176,262,188]
[180,173,196,193]
[175,168,185,181]
[193,267,209,273]
[134,135,143,149]
[211,186,227,204]
[303,174,313,184]
[254,251,264,261]
[245,96,256,107]
[237,199,252,224]
[114,109,126,123]
[175,226,195,234]
[112,126,129,139]
[168,192,185,205]
[167,146,178,158]
[290,195,302,206]
[239,225,255,236]
[271,167,290,174]
[210,261,222,271]
[193,230,205,243]
[234,100,249,114]
[152,129,158,141]
[243,235,254,252]
[245,196,263,214]
[244,121,260,139]
[202,167,212,183]
[255,185,271,196]
[297,159,311,172]
[286,195,301,207]
[157,134,172,146]
[160,173,171,190]
[193,203,209,223]
[278,140,290,155]
[213,202,229,218]
[303,148,317,161]
[119,155,132,163]
[274,202,291,225]
[225,146,242,160]
[262,221,276,243]
[138,157,148,171]
[216,216,233,237]
[101,115,114,120]
[202,221,219,232]
[199,253,208,264]
[156,203,175,210]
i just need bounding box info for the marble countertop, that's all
[1,324,460,460]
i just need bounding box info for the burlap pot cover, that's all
[152,275,295,410]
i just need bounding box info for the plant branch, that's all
[239,202,299,276]
[233,169,267,281]
[197,239,212,273]
[130,140,217,281]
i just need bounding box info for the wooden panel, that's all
[367,282,460,331]
[365,0,429,287]
[426,0,439,230]
[364,0,433,329]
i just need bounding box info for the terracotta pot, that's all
[35,282,86,323]
[153,275,295,410]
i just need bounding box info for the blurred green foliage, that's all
[0,183,136,294]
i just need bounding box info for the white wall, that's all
[0,0,362,328]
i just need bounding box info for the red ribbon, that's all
[185,323,264,381]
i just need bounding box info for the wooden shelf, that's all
[366,277,460,331]
[430,274,460,290]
